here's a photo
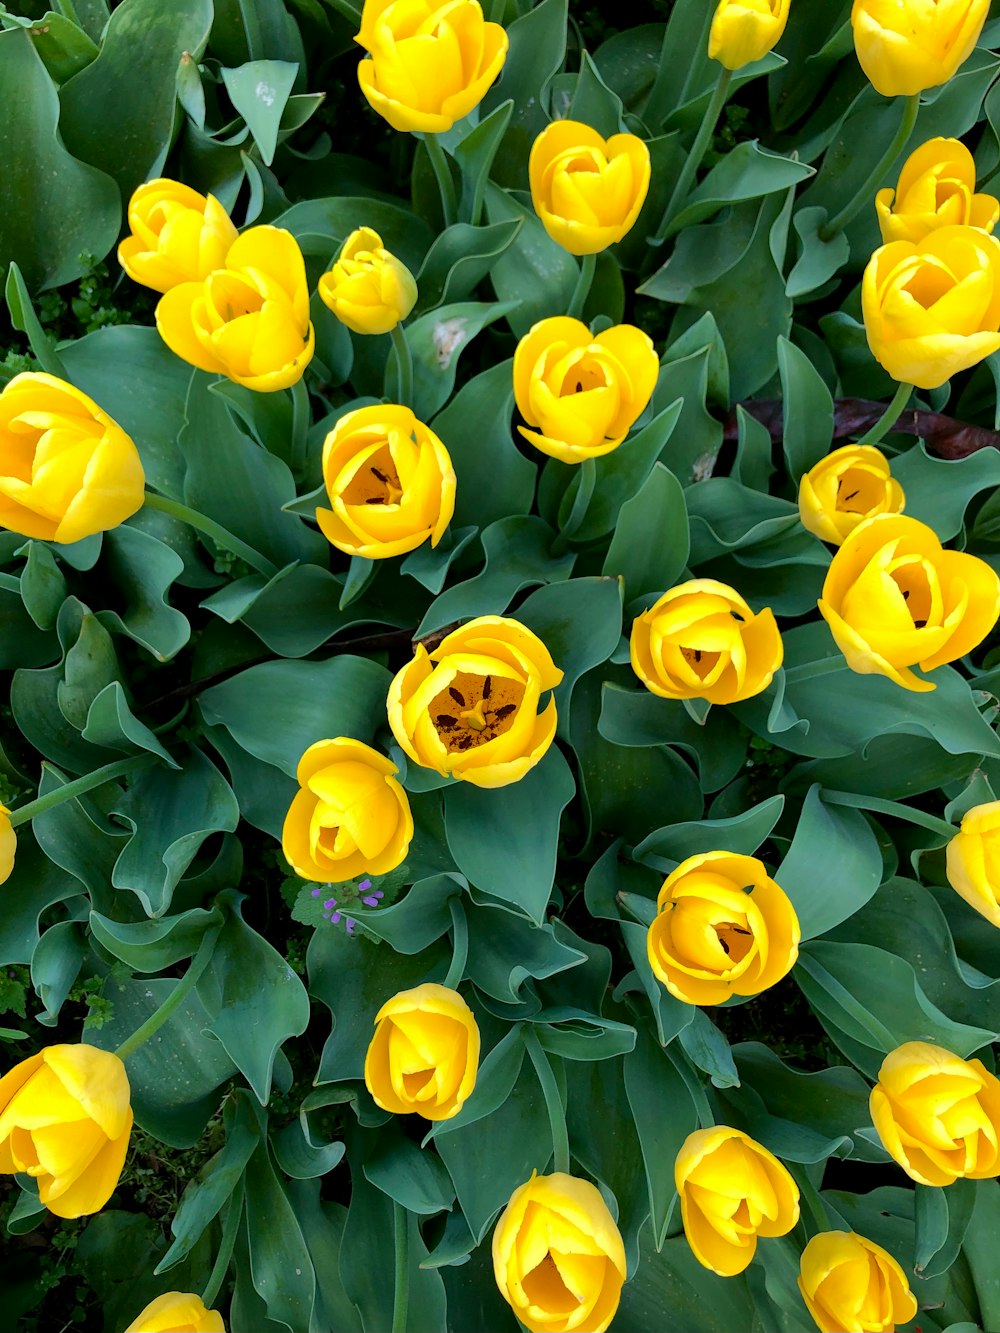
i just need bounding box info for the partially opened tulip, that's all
[492,1172,626,1333]
[530,120,650,255]
[709,0,790,71]
[818,514,1000,692]
[851,0,989,97]
[124,1291,225,1332]
[798,1231,917,1333]
[947,799,1000,928]
[876,137,999,245]
[319,227,417,335]
[0,805,14,885]
[798,444,905,546]
[118,178,238,293]
[0,372,145,543]
[0,1044,132,1218]
[676,1126,799,1275]
[365,983,479,1120]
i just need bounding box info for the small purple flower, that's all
[358,878,372,892]
[362,888,384,907]
[311,887,322,898]
[345,918,356,934]
[324,898,337,910]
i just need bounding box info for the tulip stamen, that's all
[429,671,526,753]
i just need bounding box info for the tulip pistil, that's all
[342,449,404,506]
[430,670,524,753]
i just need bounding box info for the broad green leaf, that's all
[284,1183,362,1333]
[424,1027,525,1142]
[0,835,83,967]
[30,918,84,1025]
[667,141,814,236]
[19,541,66,630]
[536,1013,636,1062]
[481,0,567,187]
[345,873,463,955]
[452,99,513,224]
[364,1121,456,1214]
[899,440,1000,541]
[777,785,883,939]
[90,904,223,973]
[484,182,578,336]
[463,904,586,1003]
[777,336,835,477]
[634,796,784,867]
[276,196,433,274]
[272,1119,345,1181]
[602,463,688,599]
[221,60,297,165]
[28,11,99,83]
[915,1179,976,1280]
[397,298,520,419]
[82,681,175,764]
[963,1180,1000,1333]
[414,220,522,312]
[32,762,128,907]
[0,584,57,669]
[243,1139,317,1331]
[786,205,850,299]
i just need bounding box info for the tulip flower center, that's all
[429,670,525,752]
[835,467,885,515]
[889,557,935,629]
[714,921,754,963]
[681,647,722,679]
[521,1251,578,1314]
[341,447,404,506]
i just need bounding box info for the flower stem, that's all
[389,324,414,410]
[819,93,920,241]
[443,897,469,990]
[143,491,279,578]
[793,1165,832,1235]
[523,1026,570,1174]
[200,1177,244,1310]
[424,135,458,229]
[856,380,913,447]
[114,924,222,1062]
[566,253,596,321]
[652,67,733,245]
[391,1201,409,1333]
[7,754,157,828]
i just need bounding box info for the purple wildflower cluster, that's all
[310,877,385,934]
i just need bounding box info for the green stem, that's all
[200,1177,244,1310]
[443,897,469,990]
[143,491,278,578]
[793,1165,832,1235]
[7,755,157,828]
[552,457,596,555]
[566,253,596,321]
[856,380,913,447]
[114,925,222,1062]
[391,1201,409,1333]
[523,1026,570,1174]
[388,324,414,410]
[652,67,733,244]
[290,376,311,475]
[819,93,920,240]
[424,135,458,229]
[821,788,956,841]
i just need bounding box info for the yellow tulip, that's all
[124,1291,225,1332]
[676,1126,799,1276]
[798,1231,918,1333]
[492,1171,626,1333]
[0,1044,132,1218]
[876,137,999,245]
[0,805,15,886]
[870,1041,1000,1185]
[529,120,650,256]
[630,579,783,705]
[513,316,658,464]
[647,851,800,1006]
[862,224,1000,391]
[117,178,238,294]
[282,738,413,883]
[156,226,314,392]
[818,514,1000,692]
[364,983,479,1120]
[798,444,905,546]
[387,616,563,788]
[947,799,1000,928]
[0,372,145,543]
[355,0,508,134]
[708,0,790,71]
[316,403,455,559]
[851,0,989,97]
[319,227,417,335]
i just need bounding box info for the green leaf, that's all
[602,463,688,599]
[634,795,784,867]
[221,60,297,165]
[243,1138,317,1331]
[397,298,520,419]
[276,196,434,275]
[0,582,57,669]
[899,440,1000,542]
[200,654,392,778]
[618,920,695,1048]
[424,1027,525,1143]
[27,11,99,83]
[484,182,578,336]
[336,872,462,954]
[59,0,214,200]
[0,30,119,291]
[402,525,477,595]
[0,835,84,967]
[915,1179,976,1279]
[566,50,625,135]
[777,336,835,478]
[364,1121,456,1214]
[963,1180,1000,1333]
[536,1013,636,1062]
[667,141,813,236]
[464,905,586,1004]
[31,762,126,911]
[19,541,66,630]
[649,347,723,486]
[197,891,311,1103]
[272,1117,345,1181]
[90,905,223,973]
[786,205,850,299]
[5,263,67,376]
[81,681,174,764]
[481,0,567,188]
[414,220,523,312]
[677,1009,739,1089]
[452,99,513,224]
[30,918,84,1025]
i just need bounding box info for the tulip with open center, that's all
[876,137,999,245]
[118,178,237,293]
[798,444,904,546]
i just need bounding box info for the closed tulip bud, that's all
[365,983,479,1120]
[0,1044,132,1218]
[0,805,14,886]
[647,851,800,1006]
[876,137,999,245]
[492,1172,626,1333]
[947,800,1000,928]
[282,738,412,883]
[708,0,790,71]
[631,579,783,705]
[118,178,238,294]
[851,0,989,97]
[124,1291,225,1332]
[676,1126,800,1276]
[870,1041,1000,1185]
[0,373,145,543]
[818,514,1000,692]
[317,404,455,559]
[387,616,563,788]
[798,444,905,546]
[319,227,417,335]
[156,226,314,392]
[513,316,658,464]
[355,0,508,134]
[530,120,650,256]
[863,225,1000,390]
[798,1231,917,1333]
